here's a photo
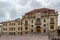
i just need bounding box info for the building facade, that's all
[0,8,58,35]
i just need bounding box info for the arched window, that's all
[36,18,41,25]
[25,20,28,26]
[50,18,54,24]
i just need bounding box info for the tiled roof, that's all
[25,8,55,16]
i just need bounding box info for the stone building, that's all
[0,8,58,35]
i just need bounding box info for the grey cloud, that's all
[9,8,18,19]
[0,1,17,20]
[0,1,11,8]
[0,0,41,21]
[18,0,31,6]
[0,1,11,20]
[53,2,60,10]
[0,0,32,20]
[47,1,60,10]
[0,0,60,26]
[30,0,42,9]
[0,9,5,18]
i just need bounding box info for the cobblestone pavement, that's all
[0,35,48,40]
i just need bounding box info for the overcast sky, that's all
[0,0,60,26]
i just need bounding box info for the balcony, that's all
[25,24,28,26]
[35,23,41,25]
[50,22,55,24]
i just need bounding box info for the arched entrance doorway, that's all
[36,26,41,33]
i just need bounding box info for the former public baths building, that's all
[0,8,58,35]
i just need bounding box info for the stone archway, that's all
[36,26,41,33]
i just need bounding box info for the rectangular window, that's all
[31,25,33,27]
[21,32,22,35]
[18,27,20,30]
[9,23,11,26]
[44,17,46,22]
[9,32,13,35]
[31,20,33,23]
[18,22,20,25]
[9,28,11,30]
[14,23,15,25]
[44,20,46,22]
[21,27,22,30]
[3,23,7,26]
[14,32,15,35]
[14,27,15,30]
[21,22,22,25]
[25,27,28,30]
[50,25,54,29]
[31,30,33,32]
[18,32,20,34]
[44,30,46,33]
[9,27,13,31]
[3,28,7,31]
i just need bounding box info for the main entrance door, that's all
[36,26,41,33]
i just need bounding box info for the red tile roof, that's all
[25,8,55,16]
